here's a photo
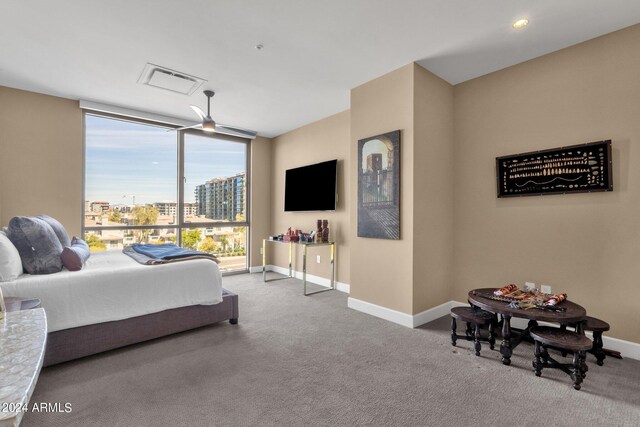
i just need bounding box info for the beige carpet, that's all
[23,273,640,426]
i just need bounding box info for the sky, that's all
[85,114,246,205]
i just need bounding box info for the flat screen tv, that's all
[284,159,337,212]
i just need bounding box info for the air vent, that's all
[138,63,206,95]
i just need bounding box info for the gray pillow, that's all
[37,215,71,247]
[7,216,63,274]
[61,237,91,271]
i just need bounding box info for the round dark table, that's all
[468,288,586,365]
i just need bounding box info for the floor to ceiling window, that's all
[83,113,250,273]
[182,131,249,272]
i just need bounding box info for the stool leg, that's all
[488,321,496,350]
[572,351,584,390]
[560,324,568,357]
[465,322,473,340]
[533,340,543,376]
[500,315,513,366]
[541,345,550,364]
[474,324,481,356]
[593,331,606,366]
[451,317,457,346]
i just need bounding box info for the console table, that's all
[262,239,335,296]
[0,308,48,427]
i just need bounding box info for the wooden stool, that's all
[530,326,592,390]
[563,316,612,366]
[583,317,610,366]
[450,306,496,356]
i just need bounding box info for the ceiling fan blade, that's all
[190,105,207,121]
[215,124,258,139]
[167,123,202,132]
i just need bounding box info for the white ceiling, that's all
[1,0,640,137]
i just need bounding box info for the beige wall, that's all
[269,111,350,283]
[412,64,455,313]
[0,86,83,235]
[350,64,415,313]
[249,136,273,267]
[347,63,455,315]
[453,24,640,342]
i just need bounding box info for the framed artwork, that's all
[496,140,612,197]
[357,130,400,240]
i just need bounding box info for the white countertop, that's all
[0,308,47,427]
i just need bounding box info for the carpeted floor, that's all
[23,273,640,426]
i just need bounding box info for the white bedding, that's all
[0,250,222,332]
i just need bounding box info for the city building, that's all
[152,202,198,218]
[195,173,245,221]
[90,201,110,213]
[184,202,198,217]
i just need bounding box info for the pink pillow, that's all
[61,237,90,271]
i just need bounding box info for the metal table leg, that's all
[288,242,293,277]
[262,239,266,282]
[304,242,336,296]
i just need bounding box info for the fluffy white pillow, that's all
[0,231,23,282]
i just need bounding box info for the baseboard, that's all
[347,298,468,329]
[411,300,464,328]
[600,335,640,361]
[347,297,414,328]
[250,265,350,294]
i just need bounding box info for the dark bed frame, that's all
[43,289,238,367]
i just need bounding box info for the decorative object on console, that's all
[496,140,612,197]
[357,130,401,240]
[321,219,329,243]
[298,231,312,243]
[282,227,300,242]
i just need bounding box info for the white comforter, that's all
[0,250,222,332]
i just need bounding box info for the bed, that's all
[0,250,238,366]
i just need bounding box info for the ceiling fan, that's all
[172,90,257,139]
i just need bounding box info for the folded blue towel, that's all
[131,243,208,260]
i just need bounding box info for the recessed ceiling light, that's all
[513,19,529,29]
